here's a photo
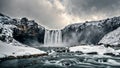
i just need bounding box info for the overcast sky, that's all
[0,0,120,29]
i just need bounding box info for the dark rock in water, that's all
[86,52,98,55]
[75,51,84,55]
[104,53,115,56]
[95,58,108,62]
[64,62,71,66]
[0,53,48,61]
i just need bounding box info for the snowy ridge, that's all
[62,16,120,45]
[0,13,47,59]
[0,23,28,46]
[0,13,11,23]
[63,16,120,31]
[0,23,16,43]
[99,27,120,45]
[0,13,45,46]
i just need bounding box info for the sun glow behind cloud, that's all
[44,0,109,29]
[45,0,82,29]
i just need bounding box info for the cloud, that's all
[0,0,71,29]
[0,0,120,29]
[64,0,120,21]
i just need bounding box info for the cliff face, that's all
[0,13,45,46]
[62,17,120,45]
[13,18,45,46]
[1,13,120,46]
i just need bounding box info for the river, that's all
[1,47,120,68]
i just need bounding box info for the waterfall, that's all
[44,30,62,45]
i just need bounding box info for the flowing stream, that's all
[1,47,120,68]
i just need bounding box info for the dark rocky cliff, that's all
[62,17,120,45]
[0,13,45,46]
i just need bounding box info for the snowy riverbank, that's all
[69,45,120,56]
[0,41,47,60]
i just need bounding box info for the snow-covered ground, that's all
[99,27,120,45]
[0,41,46,58]
[0,18,47,59]
[69,45,119,55]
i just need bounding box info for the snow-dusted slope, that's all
[0,13,47,59]
[62,16,120,45]
[0,23,16,43]
[0,13,45,46]
[0,41,46,58]
[99,27,120,45]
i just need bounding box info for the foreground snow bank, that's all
[69,45,118,55]
[0,41,46,59]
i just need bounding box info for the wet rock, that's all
[0,53,48,61]
[86,52,98,55]
[75,51,84,55]
[104,53,115,56]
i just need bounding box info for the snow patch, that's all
[69,45,116,55]
[0,41,46,58]
[99,27,120,45]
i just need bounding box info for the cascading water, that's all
[44,30,62,45]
